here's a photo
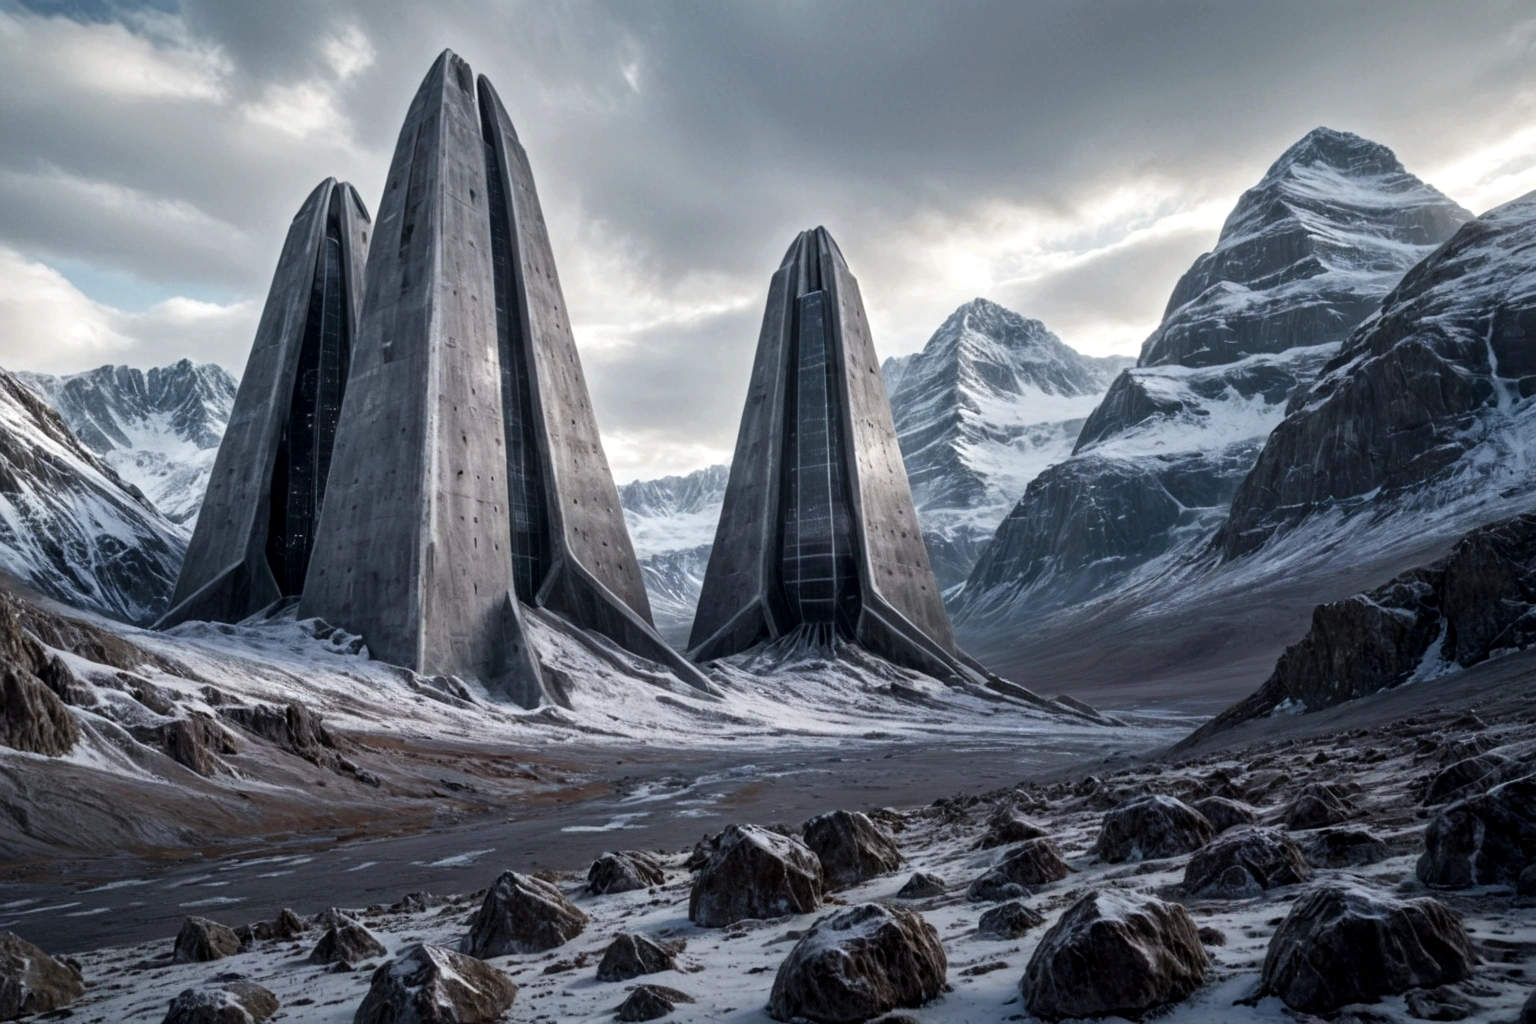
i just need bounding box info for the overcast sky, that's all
[2,1,1535,481]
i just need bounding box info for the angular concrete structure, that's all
[159,178,369,628]
[299,51,713,704]
[690,229,1097,716]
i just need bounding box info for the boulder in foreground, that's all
[307,917,386,966]
[1020,889,1208,1021]
[161,976,278,1024]
[588,850,667,895]
[1299,827,1391,868]
[354,943,516,1024]
[1417,774,1536,888]
[768,903,946,1023]
[0,931,84,1020]
[1260,884,1477,1014]
[803,810,902,888]
[977,900,1044,940]
[616,983,694,1022]
[690,824,823,928]
[968,838,1071,900]
[1191,795,1258,834]
[464,871,587,957]
[1283,782,1357,830]
[1092,795,1214,862]
[895,872,945,899]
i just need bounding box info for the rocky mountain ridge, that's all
[0,367,185,623]
[956,127,1473,629]
[21,359,237,528]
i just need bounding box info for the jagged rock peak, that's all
[618,463,730,518]
[1139,126,1471,369]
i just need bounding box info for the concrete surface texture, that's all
[690,229,983,682]
[159,177,369,629]
[299,50,708,701]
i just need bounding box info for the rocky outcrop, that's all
[1020,890,1208,1021]
[463,871,587,957]
[354,944,516,1024]
[306,917,386,966]
[1300,828,1391,868]
[767,903,946,1023]
[173,917,242,964]
[956,128,1467,627]
[1423,751,1528,805]
[236,909,308,945]
[1260,885,1477,1014]
[1183,826,1309,897]
[161,977,278,1024]
[1092,795,1215,862]
[1220,189,1536,560]
[597,933,678,983]
[616,984,694,1022]
[1184,514,1536,742]
[1418,774,1536,888]
[1191,795,1258,834]
[587,850,667,895]
[0,668,77,756]
[977,899,1044,940]
[689,824,824,928]
[967,838,1071,900]
[0,932,83,1020]
[803,810,902,888]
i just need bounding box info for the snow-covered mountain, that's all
[956,127,1472,627]
[882,298,1132,591]
[618,464,729,645]
[21,359,237,528]
[0,366,186,623]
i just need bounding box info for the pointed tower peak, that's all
[1264,126,1404,182]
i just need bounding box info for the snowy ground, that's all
[38,670,1536,1023]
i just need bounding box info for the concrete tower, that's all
[300,51,713,703]
[158,178,369,628]
[690,228,1095,715]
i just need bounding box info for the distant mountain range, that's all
[21,360,237,527]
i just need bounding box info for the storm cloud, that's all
[2,0,1534,479]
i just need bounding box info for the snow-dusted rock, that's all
[968,838,1071,900]
[306,917,385,967]
[976,899,1044,940]
[1260,885,1476,1014]
[587,850,667,895]
[689,824,823,928]
[1191,795,1258,834]
[1092,795,1214,862]
[976,809,1047,849]
[616,984,694,1022]
[1183,826,1308,898]
[173,917,242,964]
[463,871,587,957]
[1418,774,1536,888]
[1020,889,1208,1021]
[237,909,308,944]
[1424,752,1524,805]
[353,943,516,1024]
[894,872,945,899]
[1283,782,1357,830]
[596,933,677,983]
[802,810,902,889]
[767,903,946,1023]
[0,931,83,1020]
[160,976,278,1024]
[1299,827,1391,868]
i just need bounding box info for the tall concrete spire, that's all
[159,177,369,628]
[690,228,1097,716]
[299,50,713,702]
